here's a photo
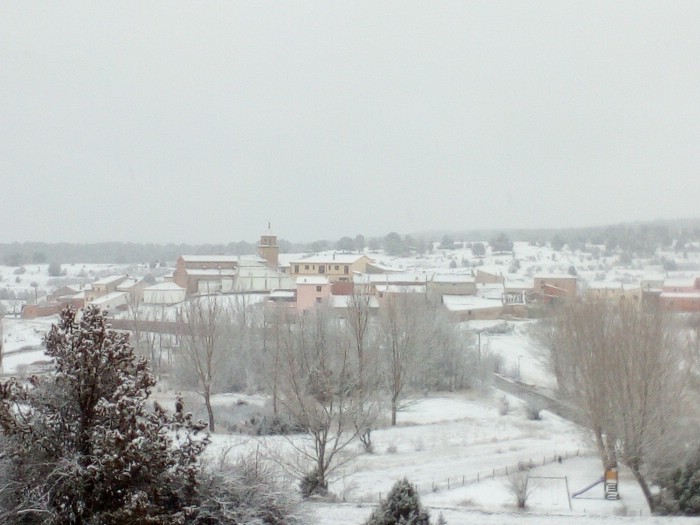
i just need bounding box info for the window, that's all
[344,265,349,274]
[335,265,339,270]
[319,265,325,274]
[305,265,309,270]
[316,297,322,303]
[316,285,322,292]
[294,265,299,273]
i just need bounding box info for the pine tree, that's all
[364,478,431,525]
[656,449,700,515]
[0,306,209,524]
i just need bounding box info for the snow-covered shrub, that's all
[525,399,545,420]
[299,467,328,498]
[508,470,533,509]
[196,449,300,524]
[364,478,431,525]
[245,414,305,436]
[499,396,510,416]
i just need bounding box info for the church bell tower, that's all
[258,223,279,268]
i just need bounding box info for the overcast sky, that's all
[1,2,699,244]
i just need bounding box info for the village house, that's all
[442,295,504,321]
[91,275,128,296]
[475,268,504,285]
[142,282,187,305]
[427,274,476,300]
[659,274,700,312]
[296,276,331,311]
[236,260,295,292]
[172,255,238,294]
[354,272,428,301]
[533,274,578,304]
[288,253,374,283]
[116,277,147,305]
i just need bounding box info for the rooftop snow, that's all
[144,282,185,291]
[292,253,370,264]
[185,269,237,277]
[90,291,128,306]
[180,255,239,263]
[442,295,502,311]
[431,273,475,284]
[92,275,125,285]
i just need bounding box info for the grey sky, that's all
[1,2,699,243]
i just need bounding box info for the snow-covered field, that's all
[204,392,688,524]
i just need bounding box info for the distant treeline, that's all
[420,217,700,256]
[2,218,700,265]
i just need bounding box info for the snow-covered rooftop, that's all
[659,292,700,299]
[269,289,295,299]
[92,275,125,285]
[358,272,429,284]
[503,279,534,290]
[180,255,239,263]
[375,284,426,294]
[144,282,185,291]
[431,273,475,284]
[90,291,128,306]
[185,269,237,277]
[293,252,370,264]
[116,278,140,290]
[663,277,698,288]
[442,295,502,311]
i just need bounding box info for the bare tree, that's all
[416,301,473,392]
[125,302,173,380]
[606,301,687,510]
[536,298,688,511]
[535,298,619,470]
[379,293,430,426]
[260,303,294,416]
[178,296,228,432]
[276,306,371,495]
[343,285,381,450]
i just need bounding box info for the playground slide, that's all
[571,476,604,498]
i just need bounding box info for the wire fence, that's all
[361,449,581,503]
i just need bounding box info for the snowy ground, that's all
[197,391,674,525]
[0,314,681,525]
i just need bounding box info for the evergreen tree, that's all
[656,449,700,515]
[47,261,62,276]
[489,233,513,253]
[471,242,486,257]
[0,306,209,524]
[364,478,431,525]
